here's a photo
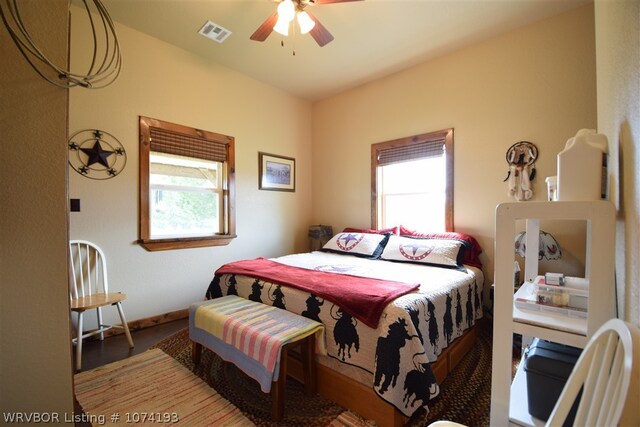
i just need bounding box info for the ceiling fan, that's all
[250,0,363,47]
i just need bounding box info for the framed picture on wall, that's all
[259,152,295,192]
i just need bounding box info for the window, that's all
[371,128,453,232]
[139,116,236,250]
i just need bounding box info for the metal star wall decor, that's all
[68,129,127,180]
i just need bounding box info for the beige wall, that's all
[595,0,640,326]
[312,5,597,286]
[68,7,313,326]
[0,0,74,415]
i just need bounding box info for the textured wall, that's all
[0,0,74,415]
[595,0,640,325]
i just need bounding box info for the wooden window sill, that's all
[138,235,237,251]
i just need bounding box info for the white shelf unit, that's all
[489,201,616,426]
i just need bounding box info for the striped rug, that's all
[74,348,254,426]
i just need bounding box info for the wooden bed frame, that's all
[288,323,478,427]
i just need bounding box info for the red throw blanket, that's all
[215,258,420,329]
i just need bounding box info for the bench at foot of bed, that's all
[191,337,317,420]
[189,296,323,421]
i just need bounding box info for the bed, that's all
[203,228,485,426]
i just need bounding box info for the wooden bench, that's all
[189,296,324,421]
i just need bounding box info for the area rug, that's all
[74,349,254,426]
[153,320,493,427]
[407,320,492,426]
[152,330,347,427]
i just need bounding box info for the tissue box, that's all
[544,272,564,286]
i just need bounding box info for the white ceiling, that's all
[102,0,590,101]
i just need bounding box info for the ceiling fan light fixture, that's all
[273,16,290,36]
[277,0,296,23]
[297,11,315,34]
[251,0,354,46]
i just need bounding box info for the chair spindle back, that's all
[69,240,109,299]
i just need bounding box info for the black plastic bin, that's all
[523,338,582,424]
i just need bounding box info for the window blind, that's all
[376,139,445,167]
[149,126,227,163]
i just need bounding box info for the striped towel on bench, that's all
[193,296,325,388]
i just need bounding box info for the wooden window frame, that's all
[138,116,236,251]
[371,128,454,231]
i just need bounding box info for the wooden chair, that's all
[546,318,639,426]
[69,240,134,371]
[428,318,639,427]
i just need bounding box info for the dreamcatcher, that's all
[503,141,538,201]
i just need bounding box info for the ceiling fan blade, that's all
[307,13,334,47]
[311,0,364,4]
[250,11,278,42]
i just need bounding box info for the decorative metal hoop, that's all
[0,0,121,89]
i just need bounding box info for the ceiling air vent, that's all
[198,21,232,43]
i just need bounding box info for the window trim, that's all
[139,116,236,251]
[371,128,454,231]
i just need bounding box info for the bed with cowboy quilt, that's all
[204,230,485,418]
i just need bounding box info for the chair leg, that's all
[115,302,134,348]
[96,306,104,340]
[76,311,84,371]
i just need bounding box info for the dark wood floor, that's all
[75,318,188,371]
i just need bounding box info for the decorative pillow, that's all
[322,232,390,258]
[399,225,483,268]
[342,226,399,235]
[381,235,465,269]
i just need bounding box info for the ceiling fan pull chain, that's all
[292,33,296,56]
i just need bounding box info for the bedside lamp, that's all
[308,224,333,251]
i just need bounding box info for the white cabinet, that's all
[489,201,616,426]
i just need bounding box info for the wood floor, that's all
[75,318,188,372]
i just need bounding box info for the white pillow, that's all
[380,235,464,268]
[322,232,389,258]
